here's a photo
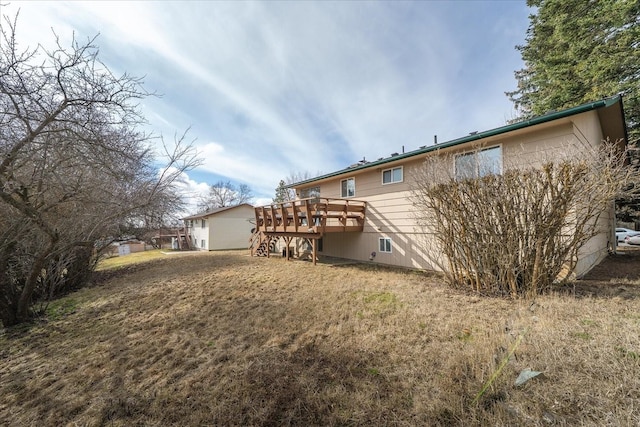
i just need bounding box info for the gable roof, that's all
[182,203,254,220]
[290,95,627,188]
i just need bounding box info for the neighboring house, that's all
[252,96,628,277]
[184,204,255,251]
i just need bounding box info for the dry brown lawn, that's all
[1,249,640,426]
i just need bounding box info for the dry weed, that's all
[1,250,639,425]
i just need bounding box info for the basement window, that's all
[455,146,502,180]
[341,177,355,198]
[382,166,403,184]
[379,237,392,253]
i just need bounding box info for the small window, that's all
[341,177,355,198]
[455,146,502,180]
[201,219,206,228]
[379,237,392,253]
[201,239,206,249]
[382,166,403,184]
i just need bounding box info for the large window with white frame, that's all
[379,237,392,253]
[341,177,355,198]
[455,146,502,180]
[382,166,403,185]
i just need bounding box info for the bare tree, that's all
[410,141,632,297]
[198,180,253,211]
[0,13,200,326]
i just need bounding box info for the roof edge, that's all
[182,203,254,220]
[289,95,623,188]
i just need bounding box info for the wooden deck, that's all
[251,198,366,264]
[254,198,366,235]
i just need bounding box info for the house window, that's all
[201,239,206,249]
[201,219,206,228]
[455,146,502,180]
[299,186,320,199]
[379,237,392,253]
[341,177,355,198]
[382,166,403,184]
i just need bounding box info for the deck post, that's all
[312,238,317,266]
[266,236,270,258]
[285,236,292,261]
[280,203,287,231]
[304,199,312,231]
[292,201,299,232]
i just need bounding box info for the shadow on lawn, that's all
[556,248,640,299]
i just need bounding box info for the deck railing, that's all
[254,197,366,235]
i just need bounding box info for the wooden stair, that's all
[249,231,277,257]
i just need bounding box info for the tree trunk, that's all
[16,239,56,323]
[0,241,19,328]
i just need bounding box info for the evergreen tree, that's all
[273,179,291,203]
[507,0,640,145]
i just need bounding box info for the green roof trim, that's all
[289,95,623,188]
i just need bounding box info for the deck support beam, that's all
[285,236,292,260]
[312,238,317,266]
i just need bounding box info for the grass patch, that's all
[617,346,640,360]
[96,249,169,270]
[572,331,592,340]
[1,251,639,425]
[45,298,80,320]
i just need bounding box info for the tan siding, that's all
[188,205,255,251]
[322,232,440,270]
[209,205,254,250]
[572,110,604,148]
[574,201,614,277]
[190,222,209,250]
[294,110,614,276]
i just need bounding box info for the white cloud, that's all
[158,167,209,217]
[5,1,530,202]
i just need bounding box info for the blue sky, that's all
[6,1,531,209]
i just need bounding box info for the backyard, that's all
[1,249,639,426]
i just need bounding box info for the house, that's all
[151,227,192,250]
[251,95,628,277]
[184,204,255,250]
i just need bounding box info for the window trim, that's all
[201,219,206,229]
[340,177,356,198]
[382,166,403,185]
[379,237,392,253]
[454,144,502,180]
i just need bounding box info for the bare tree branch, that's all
[411,140,631,297]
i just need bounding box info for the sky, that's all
[3,1,531,211]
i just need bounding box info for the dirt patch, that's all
[563,246,640,298]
